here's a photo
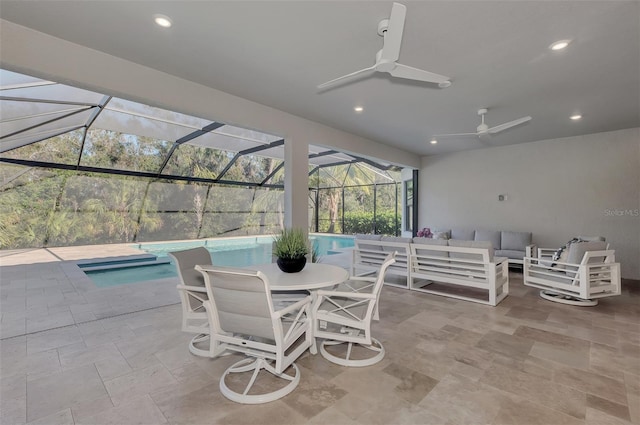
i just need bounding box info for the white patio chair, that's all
[525,239,620,306]
[169,247,226,358]
[312,252,396,367]
[195,265,313,404]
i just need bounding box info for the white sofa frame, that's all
[351,239,411,287]
[524,250,621,304]
[409,244,509,306]
[351,238,509,306]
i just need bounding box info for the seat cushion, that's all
[451,228,475,241]
[501,231,531,251]
[495,249,525,260]
[475,230,501,250]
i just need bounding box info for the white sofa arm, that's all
[525,244,537,258]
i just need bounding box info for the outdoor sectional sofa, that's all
[351,234,509,306]
[426,228,536,265]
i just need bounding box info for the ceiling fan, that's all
[432,108,532,142]
[317,2,451,91]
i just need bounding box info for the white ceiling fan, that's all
[317,2,451,91]
[432,108,532,142]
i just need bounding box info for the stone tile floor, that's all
[1,249,639,424]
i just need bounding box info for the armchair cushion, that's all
[566,241,608,265]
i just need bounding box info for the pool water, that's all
[84,234,354,287]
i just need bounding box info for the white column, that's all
[283,136,309,230]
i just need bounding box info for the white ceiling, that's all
[1,1,638,157]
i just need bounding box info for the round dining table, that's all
[246,262,349,291]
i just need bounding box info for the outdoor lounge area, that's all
[2,245,639,424]
[1,1,639,425]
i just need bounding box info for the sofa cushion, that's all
[380,236,412,253]
[431,231,450,240]
[412,237,449,259]
[495,249,525,260]
[451,228,475,241]
[475,230,501,250]
[381,236,412,244]
[355,234,383,251]
[356,234,382,241]
[501,231,531,251]
[447,239,494,261]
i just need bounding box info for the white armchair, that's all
[195,265,313,404]
[312,252,396,367]
[525,239,620,306]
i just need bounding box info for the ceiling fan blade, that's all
[488,116,532,134]
[389,63,450,84]
[478,132,492,144]
[432,132,479,138]
[380,2,406,63]
[317,66,377,90]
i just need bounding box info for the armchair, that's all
[313,252,396,367]
[524,239,620,306]
[195,265,313,404]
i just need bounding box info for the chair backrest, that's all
[198,266,276,340]
[370,252,397,304]
[169,247,212,288]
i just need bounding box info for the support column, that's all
[284,136,309,230]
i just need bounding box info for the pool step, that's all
[77,254,172,272]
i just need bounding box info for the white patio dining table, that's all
[245,262,349,292]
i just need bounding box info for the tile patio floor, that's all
[1,246,639,424]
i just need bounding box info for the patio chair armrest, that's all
[273,295,312,317]
[176,284,208,293]
[316,290,376,300]
[346,276,376,283]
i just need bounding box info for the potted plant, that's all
[273,228,309,273]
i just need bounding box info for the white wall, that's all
[419,128,640,279]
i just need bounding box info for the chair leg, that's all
[188,333,230,358]
[539,290,598,307]
[319,337,385,367]
[219,357,300,404]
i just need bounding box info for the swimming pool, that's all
[83,234,354,287]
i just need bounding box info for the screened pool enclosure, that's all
[0,69,403,249]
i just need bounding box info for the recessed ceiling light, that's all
[153,14,172,28]
[550,40,570,51]
[354,106,364,113]
[430,139,438,145]
[570,114,582,120]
